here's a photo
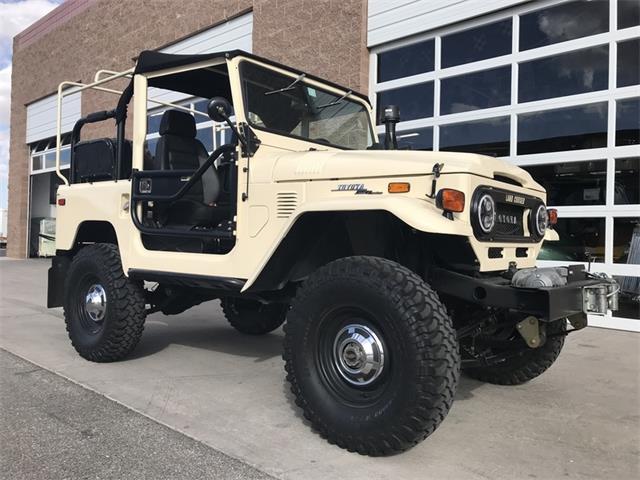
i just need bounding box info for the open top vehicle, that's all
[48,49,619,455]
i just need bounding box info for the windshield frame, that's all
[238,59,376,150]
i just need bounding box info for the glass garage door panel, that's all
[519,0,609,51]
[616,97,640,147]
[517,103,608,155]
[441,19,512,68]
[518,46,609,103]
[617,39,640,88]
[614,217,640,264]
[440,116,510,157]
[539,217,606,262]
[523,160,607,206]
[614,157,639,205]
[396,127,433,150]
[377,39,434,82]
[618,0,640,29]
[440,66,511,115]
[376,82,434,124]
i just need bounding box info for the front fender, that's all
[242,196,471,291]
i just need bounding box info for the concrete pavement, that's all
[1,258,639,479]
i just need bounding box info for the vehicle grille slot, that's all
[276,192,298,218]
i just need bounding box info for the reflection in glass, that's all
[520,0,609,51]
[396,127,433,150]
[145,138,159,161]
[440,116,510,157]
[523,160,607,206]
[147,113,163,135]
[614,217,640,264]
[618,0,640,29]
[517,102,607,154]
[617,39,640,87]
[539,217,605,262]
[32,155,43,171]
[519,46,608,102]
[377,39,435,82]
[441,19,512,68]
[614,275,640,319]
[616,97,640,146]
[376,82,434,124]
[60,148,71,167]
[44,152,56,169]
[441,66,511,114]
[615,157,639,204]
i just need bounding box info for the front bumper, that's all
[431,265,619,322]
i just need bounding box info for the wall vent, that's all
[276,192,298,218]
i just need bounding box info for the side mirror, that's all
[382,105,400,150]
[207,97,233,123]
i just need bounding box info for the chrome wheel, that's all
[85,284,107,322]
[333,324,385,386]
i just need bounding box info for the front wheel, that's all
[284,256,460,456]
[64,244,146,362]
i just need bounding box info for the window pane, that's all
[196,127,214,153]
[618,0,640,29]
[396,127,433,150]
[614,276,640,319]
[616,97,640,146]
[615,157,640,204]
[145,138,159,161]
[147,113,163,135]
[441,66,511,114]
[520,0,609,51]
[60,147,71,167]
[617,38,640,87]
[441,19,512,68]
[614,217,640,263]
[377,39,435,82]
[32,155,42,171]
[518,45,608,102]
[440,116,510,157]
[376,82,434,124]
[523,160,607,206]
[539,217,605,262]
[44,152,56,169]
[517,102,607,155]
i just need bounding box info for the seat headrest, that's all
[159,109,196,138]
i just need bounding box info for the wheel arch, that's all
[244,209,475,293]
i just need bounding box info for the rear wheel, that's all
[463,319,566,385]
[221,298,287,335]
[284,256,460,456]
[64,244,146,362]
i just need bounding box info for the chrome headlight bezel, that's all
[534,203,548,237]
[477,193,497,234]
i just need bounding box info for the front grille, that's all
[494,203,524,236]
[472,186,543,243]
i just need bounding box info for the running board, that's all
[128,269,246,291]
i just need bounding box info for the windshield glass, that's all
[240,61,374,150]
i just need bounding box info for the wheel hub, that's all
[84,284,107,322]
[333,324,385,386]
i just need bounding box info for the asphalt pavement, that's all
[1,258,639,479]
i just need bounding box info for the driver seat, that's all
[154,110,223,226]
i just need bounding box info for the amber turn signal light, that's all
[437,189,465,213]
[388,182,410,193]
[547,208,558,225]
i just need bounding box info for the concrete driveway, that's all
[1,258,639,479]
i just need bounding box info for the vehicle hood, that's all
[271,150,544,191]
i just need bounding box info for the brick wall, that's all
[7,0,369,257]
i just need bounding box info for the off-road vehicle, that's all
[48,50,619,455]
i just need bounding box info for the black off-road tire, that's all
[283,256,460,456]
[64,243,146,362]
[221,298,287,335]
[464,320,566,385]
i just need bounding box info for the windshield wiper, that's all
[264,73,306,96]
[315,90,353,110]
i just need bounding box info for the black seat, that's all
[154,110,223,226]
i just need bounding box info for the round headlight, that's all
[534,204,548,236]
[477,194,496,233]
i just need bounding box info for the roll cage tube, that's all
[130,143,236,239]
